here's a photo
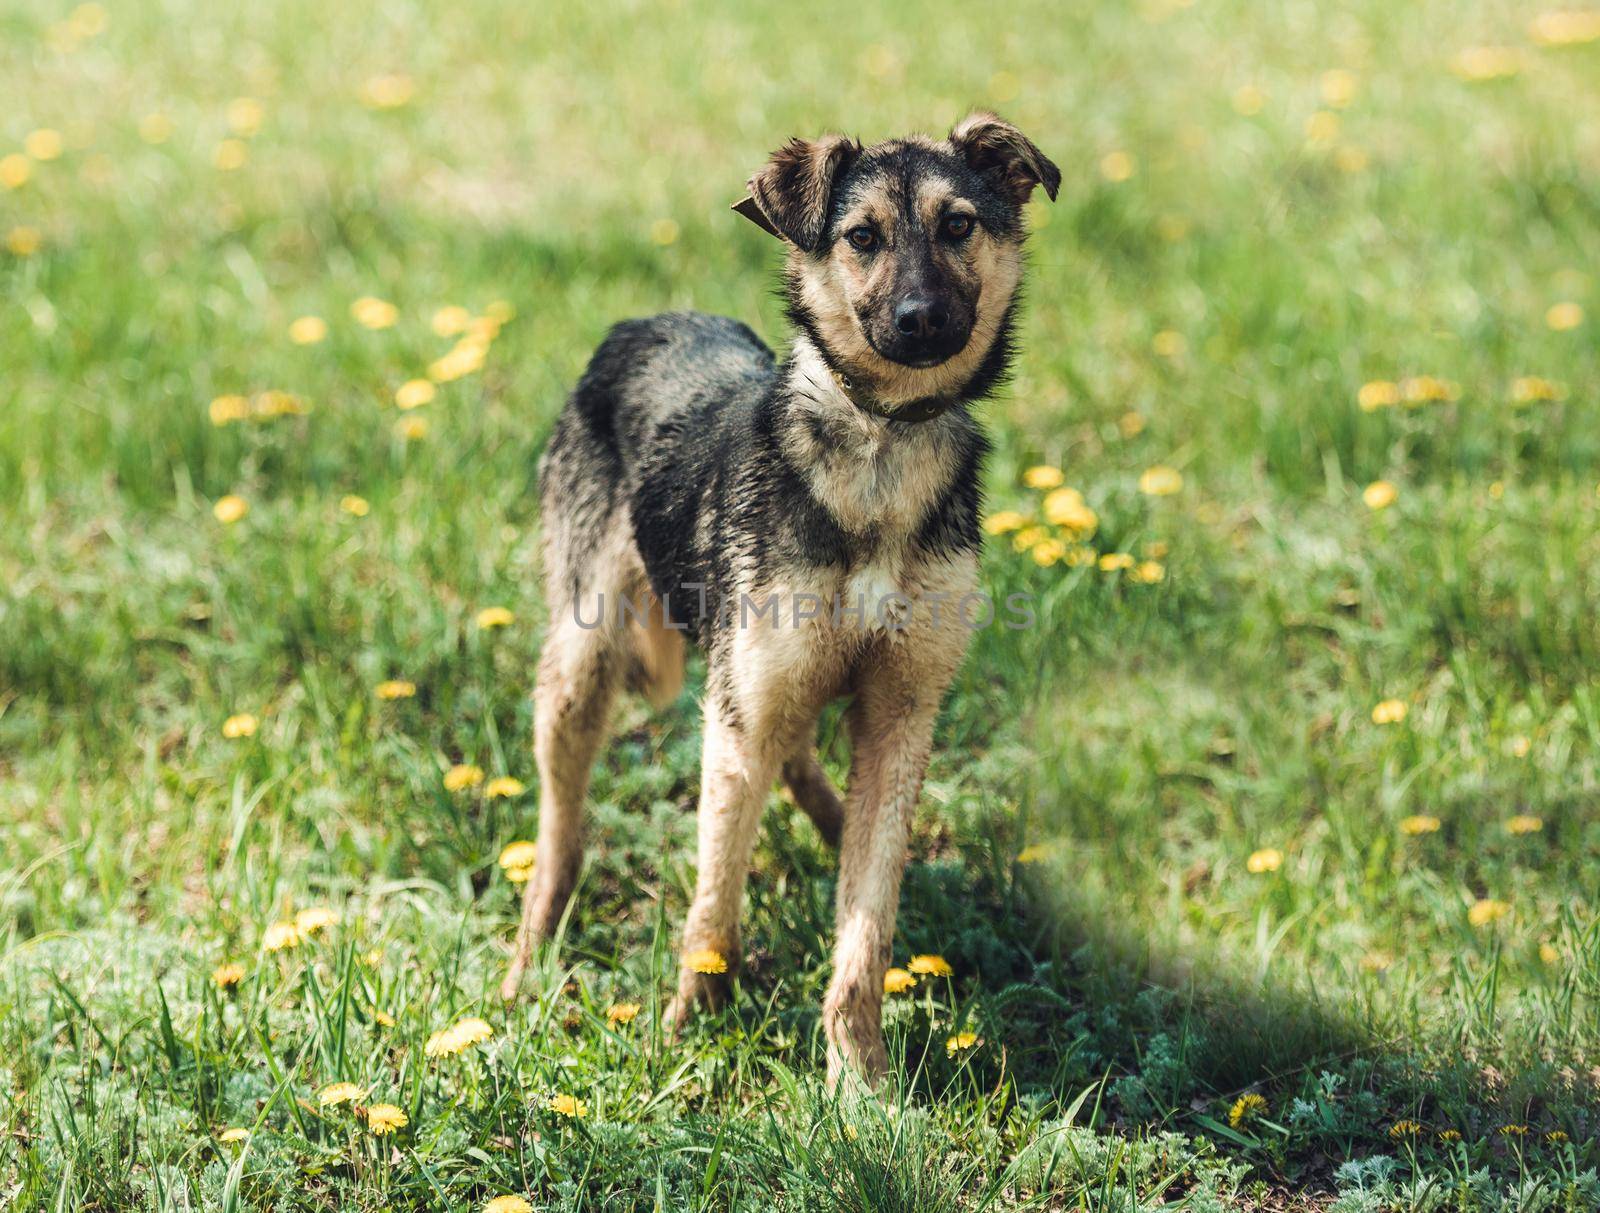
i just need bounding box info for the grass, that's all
[2,0,1599,1207]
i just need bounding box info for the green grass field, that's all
[4,0,1599,1208]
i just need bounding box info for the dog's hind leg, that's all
[781,747,844,849]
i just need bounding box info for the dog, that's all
[499,113,1059,1086]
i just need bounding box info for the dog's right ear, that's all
[949,111,1061,205]
[734,135,861,253]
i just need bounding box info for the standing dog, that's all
[500,113,1058,1086]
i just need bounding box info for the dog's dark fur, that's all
[501,113,1059,1086]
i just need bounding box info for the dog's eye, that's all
[943,214,974,240]
[846,226,877,252]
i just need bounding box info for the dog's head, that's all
[738,112,1059,412]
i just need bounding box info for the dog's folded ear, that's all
[948,111,1061,205]
[734,134,861,252]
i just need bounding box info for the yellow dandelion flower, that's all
[222,712,258,738]
[498,840,538,870]
[6,226,42,256]
[548,1093,588,1118]
[1031,539,1067,567]
[1362,480,1397,510]
[1531,11,1600,46]
[1510,377,1566,404]
[394,379,436,409]
[1389,1119,1422,1139]
[908,954,953,977]
[24,129,63,161]
[0,154,32,191]
[483,1198,534,1213]
[505,865,533,884]
[1320,69,1357,108]
[883,967,917,994]
[211,962,246,988]
[485,776,526,799]
[1454,46,1522,81]
[1098,552,1135,572]
[686,948,728,974]
[1044,488,1098,533]
[251,390,307,419]
[213,139,248,171]
[1023,465,1064,489]
[1099,150,1135,182]
[1358,380,1400,411]
[424,1015,494,1057]
[1505,814,1543,835]
[138,112,172,144]
[1304,110,1341,146]
[294,907,338,936]
[375,679,415,700]
[372,1008,396,1027]
[1231,84,1266,115]
[213,495,249,524]
[352,296,399,329]
[1545,301,1583,331]
[1011,525,1047,553]
[365,1103,408,1135]
[263,920,300,951]
[982,510,1029,535]
[1498,1123,1529,1137]
[1400,375,1460,404]
[1130,560,1165,584]
[361,74,415,109]
[1119,409,1148,436]
[606,1002,641,1026]
[444,764,484,792]
[1229,1092,1267,1127]
[1438,1128,1461,1142]
[1139,465,1183,496]
[432,305,472,336]
[945,1030,980,1056]
[218,1127,250,1143]
[1547,1128,1570,1143]
[1400,815,1441,836]
[1371,699,1408,725]
[1468,898,1510,927]
[317,1081,365,1108]
[476,606,515,629]
[428,339,486,382]
[1539,942,1561,965]
[287,315,327,345]
[394,415,429,440]
[650,218,680,246]
[340,494,371,516]
[1152,330,1187,358]
[1246,847,1283,874]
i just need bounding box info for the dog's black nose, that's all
[893,297,949,339]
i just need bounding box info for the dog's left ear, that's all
[734,134,861,252]
[949,111,1061,205]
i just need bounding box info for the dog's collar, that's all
[829,367,956,425]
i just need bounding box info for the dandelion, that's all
[251,390,307,418]
[1498,1123,1529,1137]
[1506,814,1543,835]
[1454,46,1522,80]
[908,954,953,978]
[1468,898,1510,927]
[1511,377,1566,403]
[1099,150,1135,182]
[1362,480,1397,510]
[361,74,416,109]
[946,1031,980,1056]
[222,712,258,738]
[213,495,249,524]
[498,840,538,870]
[213,139,248,170]
[1438,1128,1462,1142]
[1547,1128,1570,1143]
[1400,375,1460,404]
[432,305,472,336]
[1231,84,1266,115]
[607,1002,641,1026]
[483,1199,534,1213]
[375,679,415,700]
[372,1008,396,1027]
[1119,409,1148,436]
[394,415,429,440]
[476,606,515,629]
[1152,330,1187,358]
[294,907,338,936]
[428,339,486,382]
[394,378,436,409]
[548,1093,588,1118]
[24,129,63,161]
[650,218,680,246]
[351,296,398,329]
[0,154,30,191]
[218,1127,250,1143]
[1320,69,1357,108]
[1246,847,1282,874]
[1545,301,1583,331]
[340,494,371,516]
[1389,1119,1423,1139]
[1139,465,1183,496]
[366,1104,408,1135]
[1358,380,1400,411]
[444,764,484,792]
[138,112,172,144]
[1304,110,1340,146]
[1022,465,1064,489]
[1229,1093,1266,1127]
[686,948,728,974]
[284,315,326,345]
[1098,553,1134,572]
[1530,11,1600,45]
[1031,539,1066,566]
[1044,488,1098,533]
[485,776,526,799]
[1371,699,1407,724]
[211,962,246,988]
[982,510,1029,535]
[1130,560,1165,584]
[263,920,301,951]
[424,1015,494,1057]
[1539,942,1561,965]
[883,966,919,995]
[318,1081,365,1108]
[1400,815,1441,836]
[6,226,42,256]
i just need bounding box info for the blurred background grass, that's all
[3,0,1599,1208]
